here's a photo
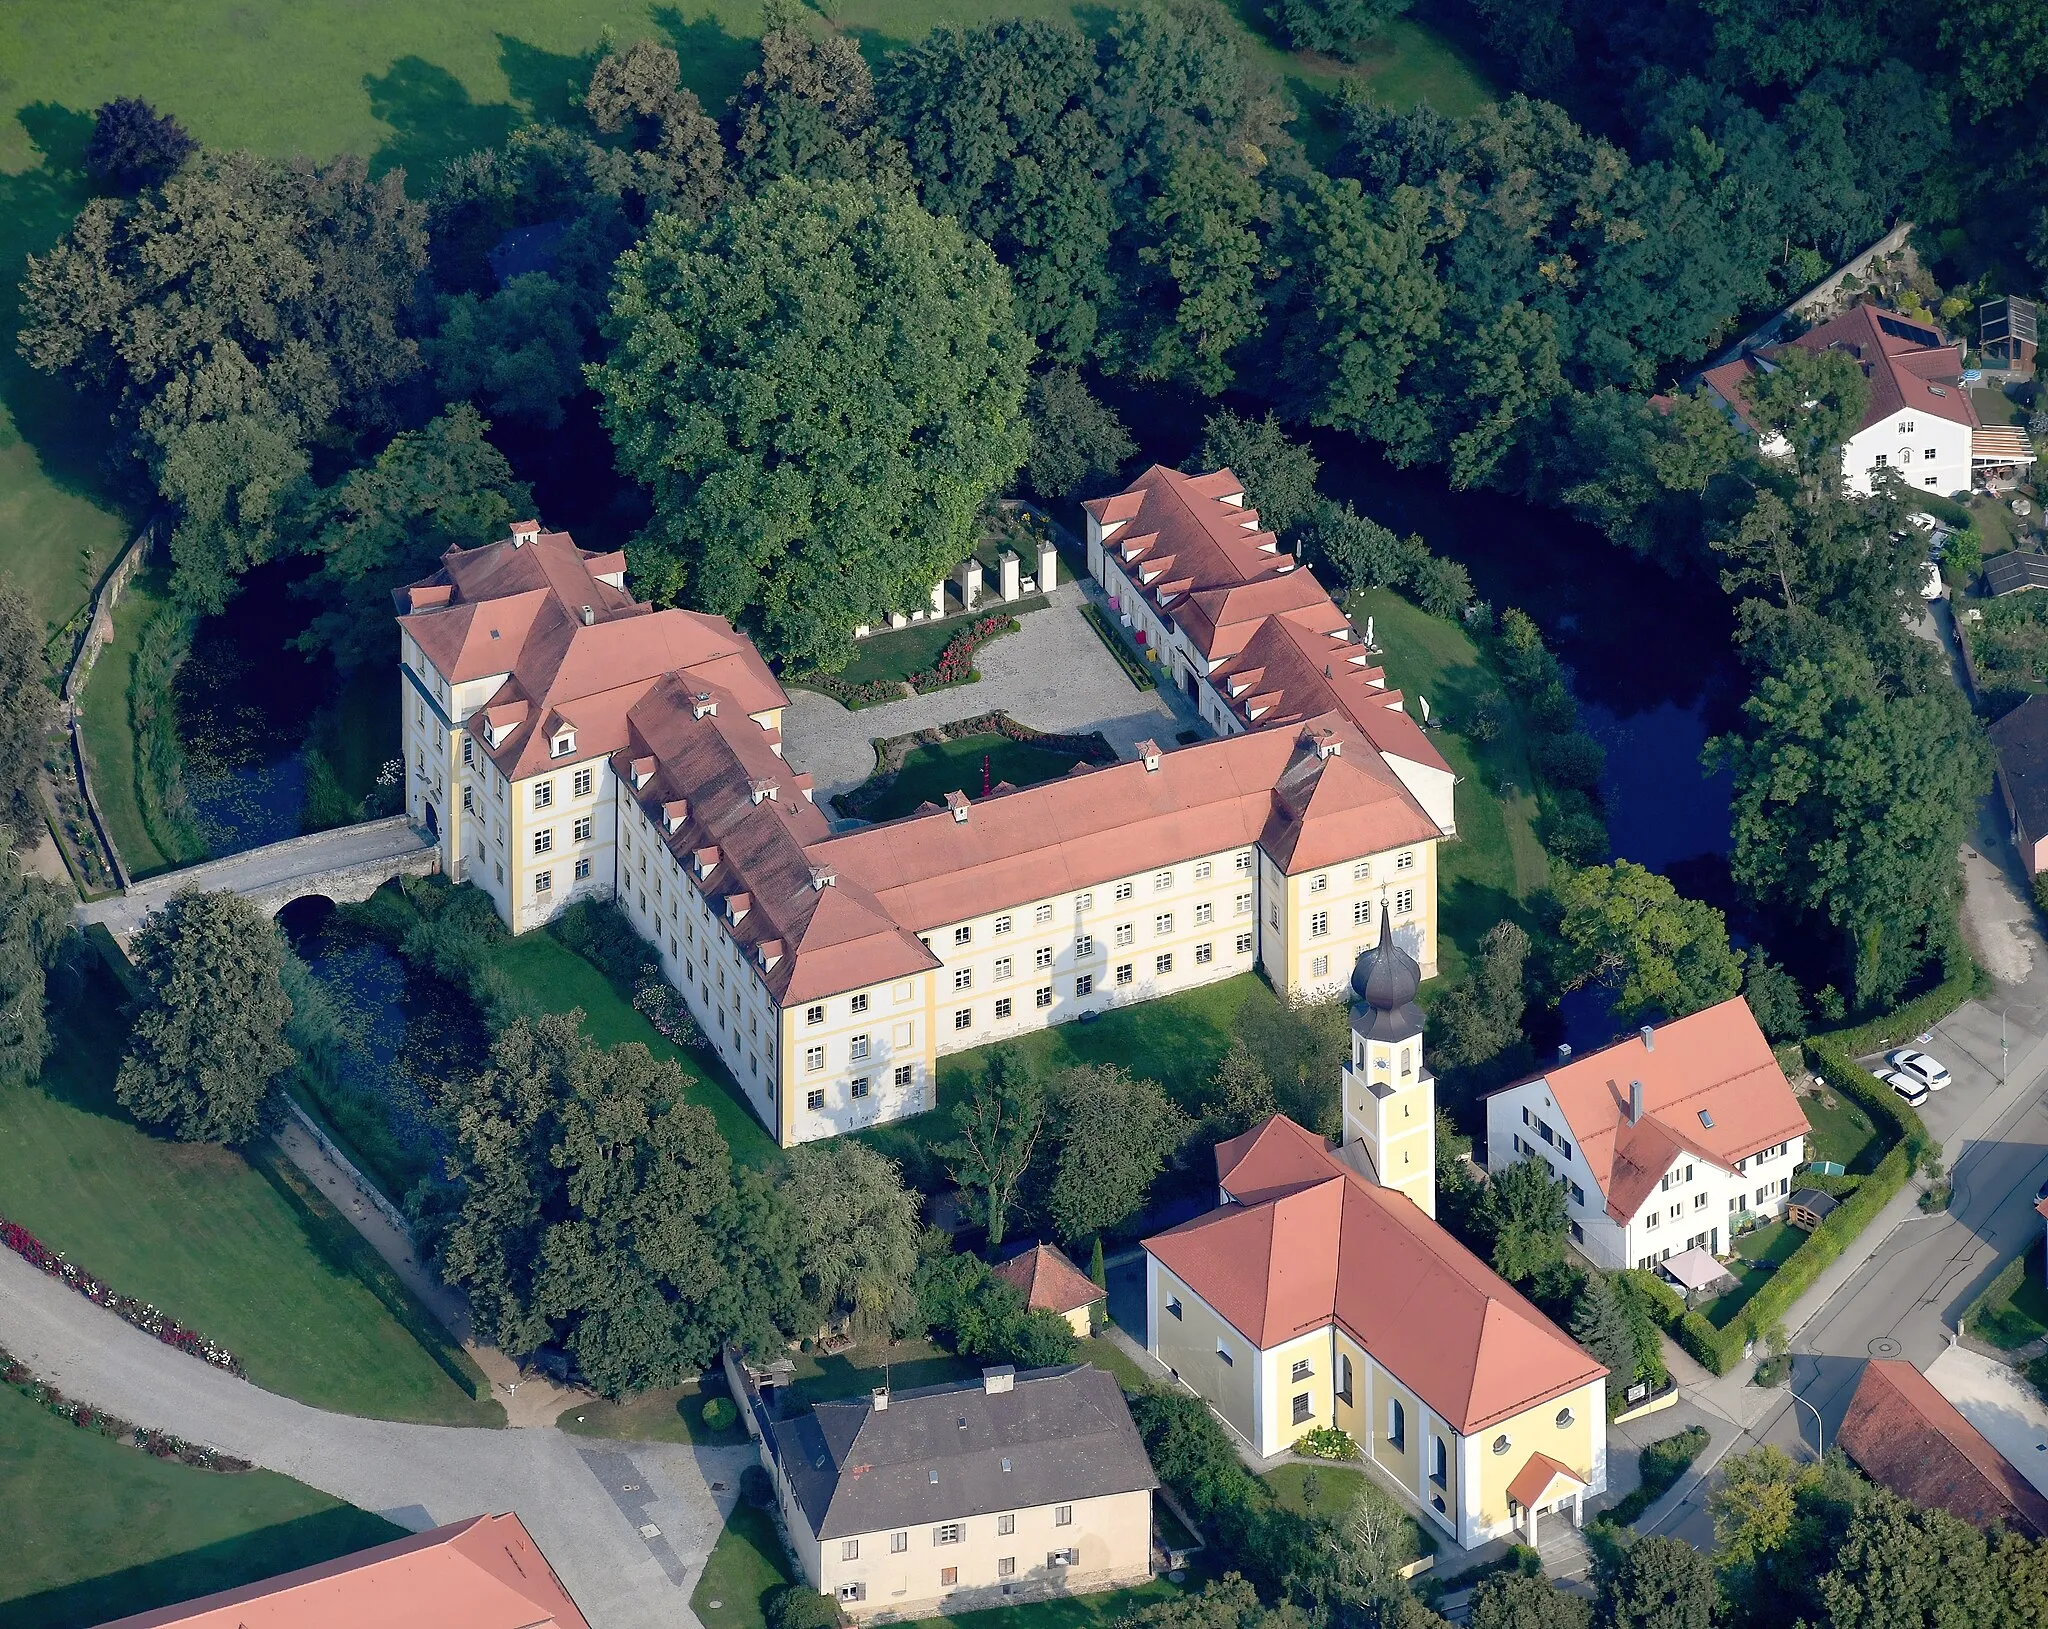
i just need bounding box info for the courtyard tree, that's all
[1200,1039,1279,1139]
[116,890,295,1144]
[1740,347,1871,485]
[1044,1063,1188,1243]
[0,850,74,1085]
[1553,861,1742,1025]
[0,585,56,840]
[1468,1569,1589,1629]
[1567,1272,1637,1393]
[938,1047,1047,1248]
[591,175,1032,670]
[1470,1152,1568,1285]
[779,1140,922,1340]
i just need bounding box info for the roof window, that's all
[1699,1110,1714,1128]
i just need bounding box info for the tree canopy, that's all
[592,175,1032,669]
[1553,861,1742,1025]
[1044,1062,1188,1243]
[0,585,56,841]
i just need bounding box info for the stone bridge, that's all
[77,815,439,945]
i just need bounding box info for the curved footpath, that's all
[0,1247,754,1629]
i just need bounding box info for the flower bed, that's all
[801,615,1020,709]
[833,712,1118,823]
[1,1217,245,1376]
[2,1341,251,1471]
[633,963,705,1049]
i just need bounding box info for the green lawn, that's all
[1972,1240,2048,1351]
[75,569,203,879]
[1079,1336,1152,1396]
[837,621,961,687]
[1263,1463,1435,1561]
[846,734,1096,823]
[0,993,500,1426]
[1,1384,406,1629]
[1702,1221,1804,1329]
[558,1376,751,1447]
[1347,589,1549,985]
[491,927,783,1170]
[782,1337,984,1410]
[858,973,1275,1183]
[1798,1087,1883,1175]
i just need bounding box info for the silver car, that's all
[1888,1049,1950,1091]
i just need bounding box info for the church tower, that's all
[1343,901,1437,1217]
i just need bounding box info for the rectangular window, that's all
[1310,873,1328,893]
[839,1584,864,1604]
[996,1514,1016,1537]
[940,1568,958,1587]
[1035,904,1054,924]
[1075,892,1093,910]
[1396,851,1415,870]
[999,1557,1016,1578]
[892,1532,908,1554]
[1235,850,1254,874]
[1195,861,1212,881]
[1310,909,1329,938]
[1195,942,1213,964]
[1353,861,1370,881]
[805,1046,824,1072]
[849,1034,869,1061]
[1154,912,1173,935]
[1115,881,1134,901]
[534,870,552,893]
[994,914,1013,936]
[1311,954,1330,977]
[935,1525,963,1546]
[1034,946,1053,969]
[1156,953,1173,975]
[1291,1358,1313,1382]
[1075,934,1094,957]
[1874,452,1889,467]
[1293,1392,1313,1425]
[806,1089,825,1111]
[1075,974,1094,996]
[1167,1296,1183,1320]
[533,781,554,809]
[1115,924,1134,947]
[1055,1505,1073,1527]
[573,767,593,797]
[1571,1181,1585,1205]
[955,1008,973,1030]
[1336,1352,1352,1404]
[1235,891,1253,916]
[995,997,1014,1020]
[895,1064,914,1087]
[574,856,590,881]
[462,737,474,766]
[1354,900,1372,926]
[1194,902,1213,926]
[1216,1342,1233,1366]
[994,956,1013,980]
[533,829,554,854]
[1116,963,1133,985]
[954,968,973,990]
[1646,1210,1660,1229]
[1048,1551,1076,1569]
[463,786,476,812]
[1235,932,1253,955]
[851,1077,870,1099]
[572,816,593,842]
[1154,870,1173,891]
[849,993,869,1015]
[1034,985,1053,1009]
[1694,1192,1708,1209]
[954,925,973,946]
[806,1004,824,1025]
[843,1540,860,1561]
[1394,888,1414,915]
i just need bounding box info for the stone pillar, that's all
[930,581,946,615]
[1038,543,1058,594]
[957,558,983,610]
[999,550,1021,602]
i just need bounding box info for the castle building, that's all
[395,484,1451,1148]
[1141,933,1606,1551]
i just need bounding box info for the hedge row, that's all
[1648,1041,1925,1374]
[1823,961,1989,1057]
[1963,1250,2031,1342]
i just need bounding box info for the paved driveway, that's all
[780,585,1177,807]
[0,1249,753,1629]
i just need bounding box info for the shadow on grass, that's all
[5,1505,406,1629]
[365,57,518,184]
[497,34,594,129]
[652,7,766,110]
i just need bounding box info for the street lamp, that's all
[1789,1388,1824,1459]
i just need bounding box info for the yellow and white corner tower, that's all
[1342,900,1437,1217]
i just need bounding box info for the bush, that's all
[1606,1425,1709,1524]
[740,1464,775,1507]
[1529,680,1579,734]
[1535,732,1607,791]
[767,1584,843,1629]
[1292,1425,1358,1459]
[701,1396,737,1432]
[1412,554,1474,619]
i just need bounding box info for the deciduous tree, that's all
[1471,1152,1568,1285]
[0,850,73,1085]
[1045,1063,1188,1242]
[117,890,295,1143]
[1025,367,1136,499]
[1553,861,1742,1025]
[84,98,196,189]
[780,1140,922,1339]
[0,585,56,840]
[1596,1534,1716,1629]
[1199,408,1322,538]
[938,1048,1047,1248]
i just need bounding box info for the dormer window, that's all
[551,730,575,758]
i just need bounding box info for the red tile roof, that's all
[98,1514,591,1628]
[1147,1116,1606,1434]
[1497,998,1810,1224]
[1837,1359,2048,1538]
[994,1242,1104,1315]
[1704,302,1978,439]
[1507,1451,1587,1511]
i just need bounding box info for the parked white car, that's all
[1879,1070,1931,1107]
[1888,1049,1950,1091]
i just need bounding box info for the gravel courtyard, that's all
[780,583,1180,809]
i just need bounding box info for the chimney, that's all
[510,518,540,546]
[1640,1024,1655,1051]
[580,605,595,626]
[1136,739,1161,771]
[945,790,971,823]
[1628,1079,1643,1125]
[1557,1043,1571,1063]
[871,1387,889,1412]
[692,692,717,720]
[982,1365,1015,1395]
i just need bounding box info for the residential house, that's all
[1987,693,2048,874]
[765,1364,1155,1622]
[396,516,1449,1147]
[1837,1358,2048,1539]
[994,1243,1104,1336]
[1143,934,1607,1551]
[1702,302,2031,496]
[1483,998,1812,1272]
[98,1514,590,1628]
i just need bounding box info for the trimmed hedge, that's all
[1963,1250,2031,1343]
[1824,961,1989,1057]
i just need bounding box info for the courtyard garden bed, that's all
[832,712,1116,823]
[796,612,1029,709]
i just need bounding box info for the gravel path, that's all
[0,1247,753,1629]
[780,585,1178,806]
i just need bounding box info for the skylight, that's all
[1698,1110,1714,1128]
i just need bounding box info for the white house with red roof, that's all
[1701,302,2025,497]
[1483,998,1811,1273]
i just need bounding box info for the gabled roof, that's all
[1838,1359,2048,1539]
[1146,1116,1606,1435]
[98,1514,591,1628]
[1990,695,2048,845]
[770,1365,1155,1541]
[993,1242,1104,1315]
[1704,303,1979,441]
[1491,998,1810,1224]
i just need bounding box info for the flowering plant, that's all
[1,1218,244,1376]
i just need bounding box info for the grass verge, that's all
[0,1382,405,1629]
[558,1375,750,1447]
[0,988,499,1425]
[1965,1239,2048,1351]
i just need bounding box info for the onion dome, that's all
[1351,900,1424,1042]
